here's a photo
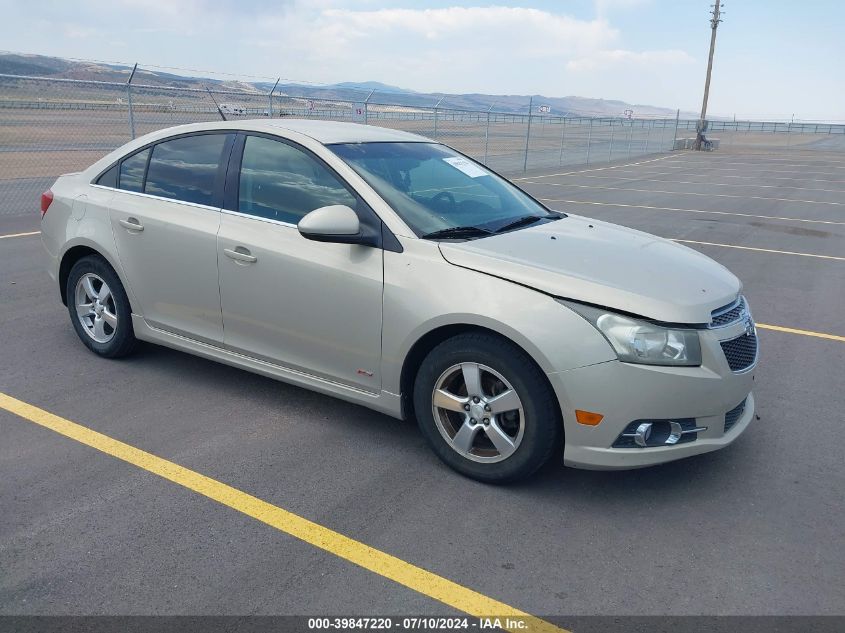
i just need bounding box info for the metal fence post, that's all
[672,108,680,150]
[522,96,533,172]
[364,89,374,125]
[558,118,567,166]
[786,115,793,152]
[433,97,443,139]
[607,121,615,162]
[126,63,138,140]
[585,118,593,165]
[268,77,280,117]
[645,120,652,155]
[483,104,493,165]
[626,120,634,159]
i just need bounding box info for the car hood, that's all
[438,215,741,324]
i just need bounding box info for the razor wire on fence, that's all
[2,72,845,218]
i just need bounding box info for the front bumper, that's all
[548,318,757,470]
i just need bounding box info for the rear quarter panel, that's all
[41,175,135,309]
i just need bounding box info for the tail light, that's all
[40,189,54,217]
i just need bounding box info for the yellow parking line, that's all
[0,230,40,239]
[0,392,568,633]
[672,239,845,261]
[539,198,845,226]
[756,323,845,343]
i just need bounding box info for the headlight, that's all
[558,300,702,366]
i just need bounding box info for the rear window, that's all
[119,148,150,193]
[144,134,228,206]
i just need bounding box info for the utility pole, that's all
[694,2,723,150]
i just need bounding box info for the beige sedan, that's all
[40,120,757,482]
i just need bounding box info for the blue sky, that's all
[1,0,842,121]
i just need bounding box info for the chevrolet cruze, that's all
[40,120,758,482]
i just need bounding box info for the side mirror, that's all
[298,205,366,244]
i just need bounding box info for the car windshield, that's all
[329,142,561,238]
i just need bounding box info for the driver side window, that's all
[238,136,356,225]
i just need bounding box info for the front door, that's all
[217,134,384,391]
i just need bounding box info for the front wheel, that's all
[413,333,561,483]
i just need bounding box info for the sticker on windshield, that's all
[442,157,488,178]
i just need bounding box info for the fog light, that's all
[634,422,652,447]
[576,410,604,426]
[615,418,708,448]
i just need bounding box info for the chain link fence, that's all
[2,72,844,219]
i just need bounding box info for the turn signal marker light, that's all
[575,410,604,426]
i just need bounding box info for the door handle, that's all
[223,247,257,264]
[119,217,144,232]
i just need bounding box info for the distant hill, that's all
[332,81,415,94]
[0,52,695,118]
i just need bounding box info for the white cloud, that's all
[567,49,694,71]
[63,24,100,39]
[594,0,652,19]
[249,5,690,94]
[0,2,700,107]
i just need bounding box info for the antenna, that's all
[205,87,228,121]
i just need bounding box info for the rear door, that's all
[109,132,233,343]
[216,133,384,391]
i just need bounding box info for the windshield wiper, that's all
[494,213,562,234]
[421,226,493,240]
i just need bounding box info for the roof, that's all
[259,119,432,144]
[82,119,435,179]
[155,118,431,145]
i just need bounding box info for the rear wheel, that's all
[66,255,137,358]
[413,333,560,483]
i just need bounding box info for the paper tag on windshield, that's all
[442,157,487,178]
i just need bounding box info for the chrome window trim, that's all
[90,128,236,186]
[93,184,349,231]
[89,183,222,212]
[220,208,297,229]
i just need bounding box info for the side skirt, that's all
[131,315,403,419]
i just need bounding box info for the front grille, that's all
[724,398,747,433]
[711,296,746,327]
[720,333,758,372]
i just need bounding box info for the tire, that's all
[413,332,561,483]
[66,254,137,358]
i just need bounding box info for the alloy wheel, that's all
[431,362,525,463]
[74,273,117,344]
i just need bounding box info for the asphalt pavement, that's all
[1,149,843,624]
